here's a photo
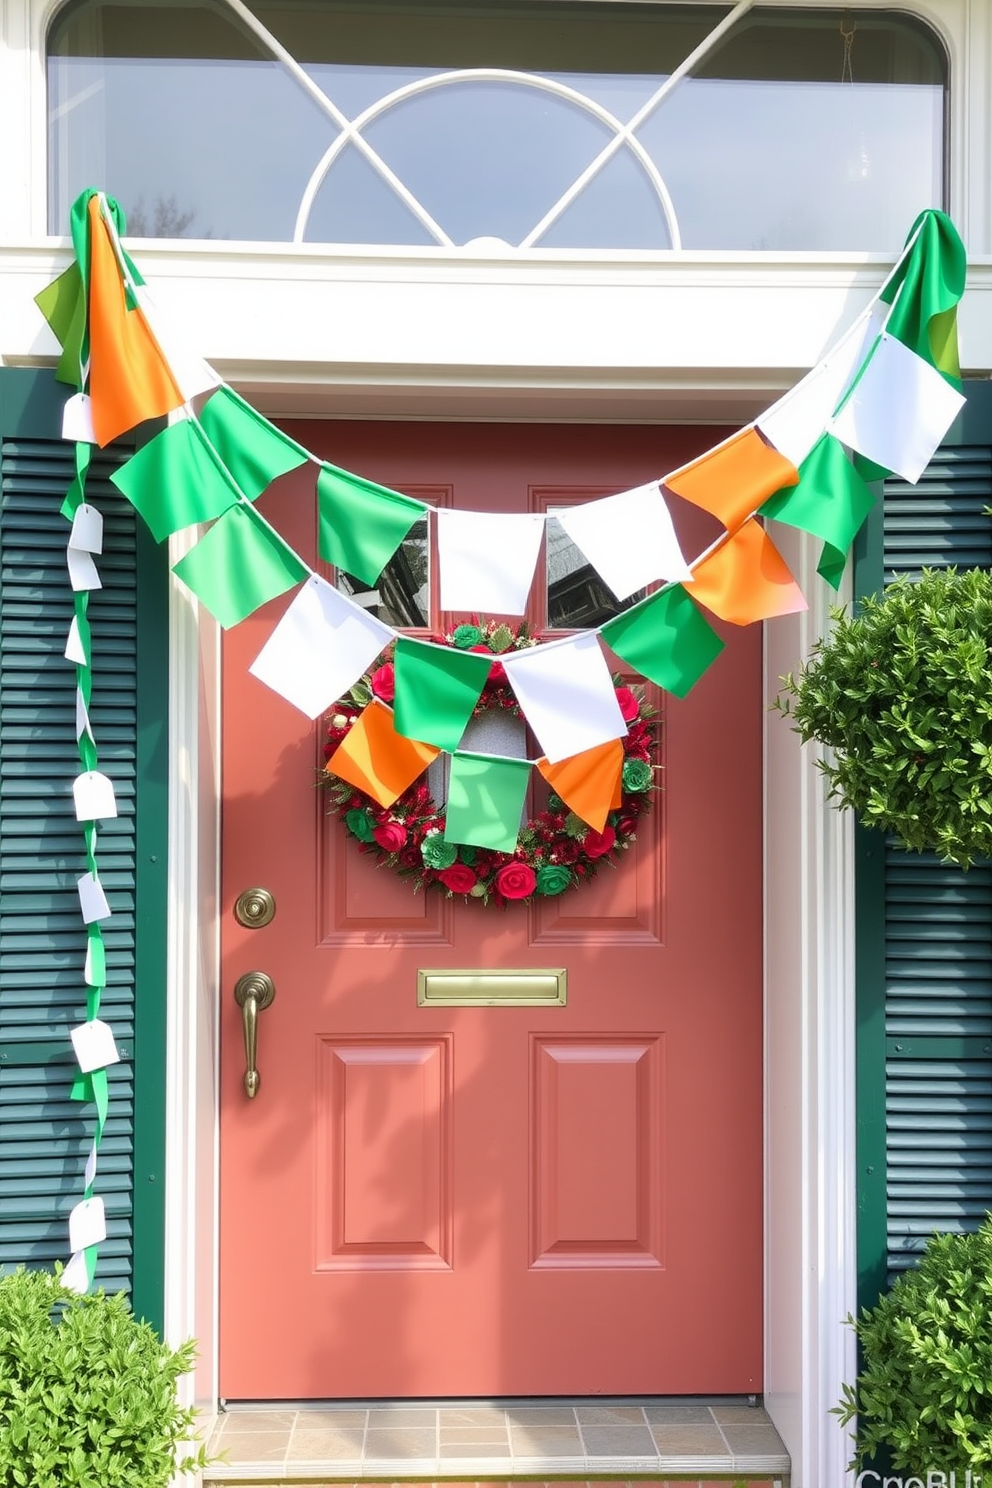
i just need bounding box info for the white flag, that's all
[437,508,545,615]
[555,482,692,600]
[829,334,966,484]
[501,631,627,764]
[249,574,395,718]
[758,304,885,467]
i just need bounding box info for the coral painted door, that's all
[219,422,762,1400]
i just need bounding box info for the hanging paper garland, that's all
[322,621,657,905]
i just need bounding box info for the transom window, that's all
[48,1,946,251]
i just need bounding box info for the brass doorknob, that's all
[233,972,275,1099]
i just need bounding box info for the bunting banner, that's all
[35,188,970,1291]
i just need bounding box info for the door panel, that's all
[219,422,762,1399]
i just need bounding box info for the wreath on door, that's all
[321,620,658,906]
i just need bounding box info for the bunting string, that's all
[36,189,968,1289]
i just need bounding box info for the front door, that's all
[218,421,762,1400]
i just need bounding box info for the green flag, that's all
[172,503,308,628]
[317,464,425,585]
[444,752,532,852]
[197,386,308,500]
[111,420,239,541]
[601,585,724,698]
[35,263,87,387]
[760,434,875,591]
[393,638,491,752]
[881,209,966,382]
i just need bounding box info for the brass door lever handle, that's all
[233,972,276,1099]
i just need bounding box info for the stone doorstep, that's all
[200,1403,790,1487]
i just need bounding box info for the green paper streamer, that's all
[111,420,239,541]
[601,586,725,698]
[444,752,532,852]
[852,451,892,485]
[172,502,308,628]
[198,386,308,500]
[61,442,92,521]
[317,463,425,585]
[86,926,107,987]
[760,434,875,592]
[880,209,966,383]
[393,638,491,752]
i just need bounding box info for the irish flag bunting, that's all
[35,188,973,1292]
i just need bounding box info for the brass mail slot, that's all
[417,968,567,1006]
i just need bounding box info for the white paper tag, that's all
[70,1018,121,1075]
[62,1250,90,1294]
[73,771,118,823]
[66,545,102,593]
[69,503,103,555]
[65,616,88,665]
[77,872,112,924]
[62,393,97,445]
[68,1195,107,1253]
[76,689,94,743]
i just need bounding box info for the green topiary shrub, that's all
[777,567,992,867]
[837,1218,992,1471]
[0,1266,211,1488]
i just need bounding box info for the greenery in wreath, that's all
[322,619,658,906]
[776,568,992,867]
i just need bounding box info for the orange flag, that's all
[688,519,808,626]
[326,699,439,809]
[665,427,799,534]
[538,737,624,833]
[87,196,184,446]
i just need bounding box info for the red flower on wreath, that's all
[370,663,395,702]
[373,820,407,852]
[583,825,616,859]
[495,862,537,899]
[438,863,478,894]
[615,686,640,723]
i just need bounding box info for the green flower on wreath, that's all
[421,832,459,869]
[458,846,478,866]
[451,624,484,649]
[622,758,653,793]
[345,808,376,842]
[536,864,572,896]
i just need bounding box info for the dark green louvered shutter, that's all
[0,369,167,1325]
[857,382,992,1303]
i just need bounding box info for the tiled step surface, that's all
[203,1401,789,1483]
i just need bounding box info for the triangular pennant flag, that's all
[757,305,885,468]
[555,482,692,600]
[318,464,426,585]
[444,752,532,852]
[601,584,725,697]
[393,638,492,752]
[881,209,966,381]
[436,508,545,614]
[111,419,239,541]
[86,196,185,445]
[134,285,222,402]
[689,519,807,626]
[248,574,395,718]
[829,334,966,485]
[197,386,308,500]
[172,504,308,628]
[760,434,875,591]
[35,262,87,387]
[501,632,627,764]
[665,428,799,534]
[537,738,623,832]
[326,699,440,807]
